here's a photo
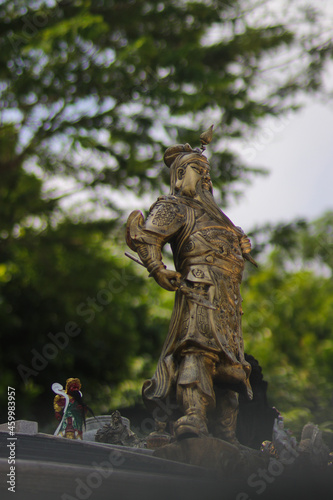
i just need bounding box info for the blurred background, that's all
[0,0,332,443]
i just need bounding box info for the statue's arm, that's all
[126,200,183,291]
[53,394,66,421]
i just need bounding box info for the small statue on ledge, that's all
[52,378,88,440]
[272,416,298,458]
[126,126,257,444]
[95,410,145,448]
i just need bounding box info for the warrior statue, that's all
[52,378,87,440]
[126,126,256,443]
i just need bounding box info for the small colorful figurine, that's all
[52,378,87,440]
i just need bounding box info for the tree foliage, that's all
[1,0,332,217]
[243,212,333,440]
[0,214,172,427]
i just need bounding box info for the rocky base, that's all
[154,436,268,476]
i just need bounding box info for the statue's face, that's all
[68,380,80,392]
[175,160,212,198]
[112,411,121,424]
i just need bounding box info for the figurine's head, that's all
[277,417,284,429]
[110,410,122,426]
[65,378,81,394]
[164,144,212,198]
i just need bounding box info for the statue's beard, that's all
[195,178,219,211]
[173,175,235,229]
[195,178,234,228]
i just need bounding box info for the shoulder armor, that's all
[150,203,178,227]
[148,198,186,228]
[126,210,145,250]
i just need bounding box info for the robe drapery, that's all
[131,195,253,414]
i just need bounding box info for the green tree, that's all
[1,0,332,214]
[0,124,169,427]
[243,212,333,441]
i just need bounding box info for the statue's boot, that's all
[174,408,209,439]
[213,389,239,446]
[174,386,209,439]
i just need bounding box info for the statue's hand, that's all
[152,268,181,291]
[240,234,251,255]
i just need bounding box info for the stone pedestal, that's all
[154,436,269,476]
[0,428,332,500]
[0,431,216,500]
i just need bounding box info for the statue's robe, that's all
[132,195,253,413]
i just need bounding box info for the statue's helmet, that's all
[163,143,209,169]
[163,126,214,195]
[163,125,214,168]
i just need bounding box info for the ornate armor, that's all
[126,129,255,441]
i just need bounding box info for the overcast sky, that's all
[226,100,333,230]
[225,0,333,230]
[56,0,333,232]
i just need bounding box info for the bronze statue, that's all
[126,126,256,444]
